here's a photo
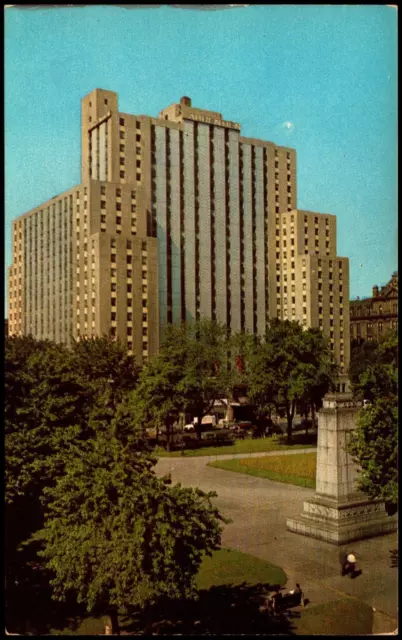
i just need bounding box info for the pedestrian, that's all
[346,552,357,578]
[294,583,304,606]
[339,549,348,576]
[271,588,282,613]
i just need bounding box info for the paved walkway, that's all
[156,452,398,633]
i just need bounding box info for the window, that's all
[111,283,116,292]
[126,255,132,264]
[116,203,121,211]
[101,186,106,195]
[119,118,125,125]
[120,157,125,166]
[120,132,125,139]
[136,134,141,142]
[111,269,116,277]
[127,284,132,293]
[136,121,141,129]
[127,313,132,321]
[120,145,125,153]
[120,171,125,178]
[101,201,106,209]
[136,159,141,168]
[136,147,141,155]
[127,270,132,278]
[136,173,141,181]
[101,214,106,224]
[104,98,108,105]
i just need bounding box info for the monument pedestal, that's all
[287,378,397,545]
[287,494,396,545]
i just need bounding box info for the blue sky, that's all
[5,4,397,313]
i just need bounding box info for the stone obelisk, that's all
[286,376,397,545]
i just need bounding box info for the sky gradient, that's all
[5,4,398,315]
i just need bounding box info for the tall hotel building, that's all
[8,89,350,370]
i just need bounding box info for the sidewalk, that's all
[156,455,398,633]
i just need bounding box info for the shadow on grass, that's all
[121,582,297,635]
[277,432,317,447]
[6,582,88,635]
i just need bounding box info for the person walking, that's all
[346,552,357,578]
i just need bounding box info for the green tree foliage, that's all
[30,431,226,633]
[5,335,140,618]
[131,319,233,444]
[247,320,337,442]
[70,336,139,415]
[349,338,379,385]
[347,330,398,508]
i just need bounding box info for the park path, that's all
[156,452,398,634]
[163,446,317,463]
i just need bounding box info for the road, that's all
[156,450,398,632]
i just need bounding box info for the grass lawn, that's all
[156,434,316,458]
[48,548,287,635]
[208,452,317,488]
[196,547,287,590]
[292,598,374,635]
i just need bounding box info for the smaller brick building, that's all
[350,272,398,343]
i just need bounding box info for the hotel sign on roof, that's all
[186,111,241,130]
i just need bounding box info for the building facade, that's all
[350,272,398,343]
[8,89,350,370]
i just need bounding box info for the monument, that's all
[286,376,397,545]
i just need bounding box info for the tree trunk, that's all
[196,419,202,440]
[311,403,316,432]
[108,609,120,635]
[286,403,293,443]
[285,401,294,443]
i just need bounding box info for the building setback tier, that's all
[8,90,350,370]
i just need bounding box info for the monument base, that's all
[286,493,397,545]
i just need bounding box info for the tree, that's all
[131,320,233,444]
[5,335,141,624]
[247,320,337,442]
[130,354,185,451]
[70,336,140,416]
[349,338,379,385]
[347,331,398,509]
[30,431,226,634]
[5,336,88,623]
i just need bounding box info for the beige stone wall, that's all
[275,209,350,372]
[316,402,361,500]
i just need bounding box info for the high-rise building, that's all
[8,89,350,370]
